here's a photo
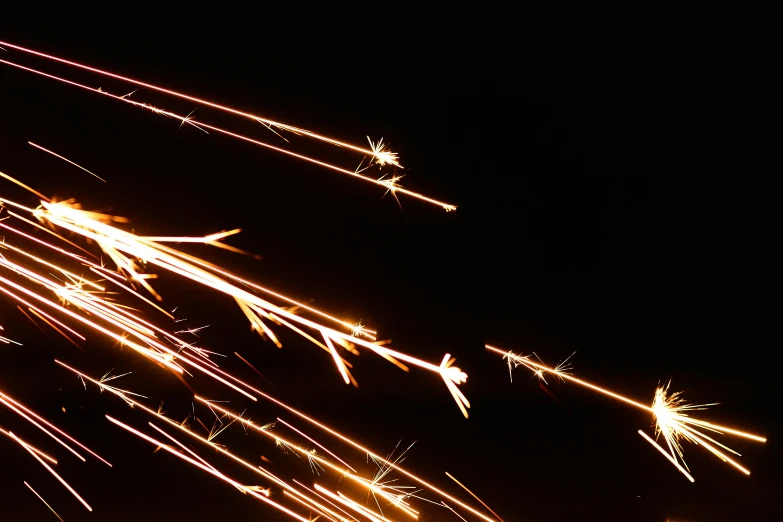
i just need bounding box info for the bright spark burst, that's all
[487,344,766,481]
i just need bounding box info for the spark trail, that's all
[0,42,457,211]
[486,344,766,481]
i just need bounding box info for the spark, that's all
[24,481,65,522]
[445,472,505,522]
[0,40,396,165]
[486,344,766,480]
[10,431,92,511]
[28,141,106,182]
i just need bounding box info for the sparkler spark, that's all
[486,344,766,481]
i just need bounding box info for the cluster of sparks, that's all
[0,165,478,520]
[0,37,767,520]
[485,345,766,482]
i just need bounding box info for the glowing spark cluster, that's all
[0,165,483,519]
[486,345,766,481]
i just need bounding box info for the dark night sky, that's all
[0,10,779,522]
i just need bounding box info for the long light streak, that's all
[28,141,106,182]
[10,431,92,511]
[0,40,398,165]
[24,481,65,522]
[486,344,766,480]
[0,52,457,211]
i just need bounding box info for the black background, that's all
[0,9,779,522]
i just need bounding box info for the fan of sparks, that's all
[485,345,766,482]
[0,166,483,520]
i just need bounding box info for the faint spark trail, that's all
[445,472,505,522]
[28,141,106,182]
[24,481,65,522]
[2,168,479,518]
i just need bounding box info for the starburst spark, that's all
[486,344,766,481]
